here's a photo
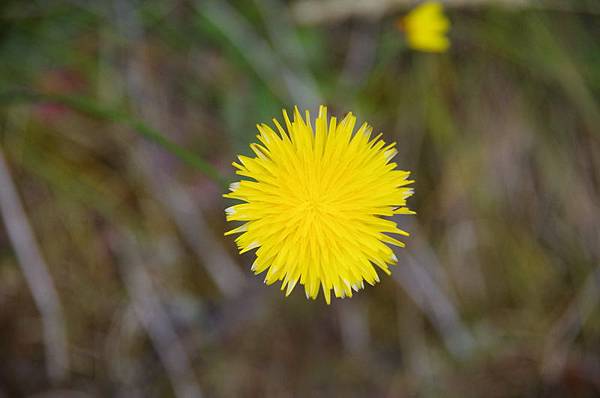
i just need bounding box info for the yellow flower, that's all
[398,1,450,53]
[224,106,414,303]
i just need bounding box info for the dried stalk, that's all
[291,0,597,25]
[109,230,204,398]
[0,146,69,382]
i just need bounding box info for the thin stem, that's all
[0,146,69,382]
[0,89,230,188]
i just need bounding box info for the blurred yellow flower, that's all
[398,1,450,53]
[224,106,414,303]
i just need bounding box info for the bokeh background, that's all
[1,0,600,397]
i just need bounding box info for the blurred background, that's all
[1,0,600,397]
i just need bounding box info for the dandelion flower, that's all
[224,106,414,303]
[398,1,450,53]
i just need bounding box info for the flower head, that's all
[224,106,414,303]
[398,1,450,53]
